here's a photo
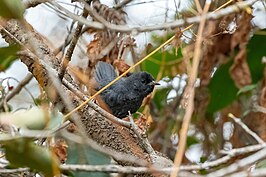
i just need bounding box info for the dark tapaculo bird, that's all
[92,61,159,118]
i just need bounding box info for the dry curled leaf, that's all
[230,12,252,50]
[66,123,77,133]
[199,20,221,86]
[171,28,182,47]
[230,12,252,88]
[68,66,90,85]
[199,15,234,86]
[86,1,127,68]
[113,59,130,75]
[87,38,102,65]
[260,68,266,107]
[260,87,266,107]
[229,48,252,88]
[93,1,126,25]
[53,139,68,164]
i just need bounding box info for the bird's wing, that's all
[95,61,117,88]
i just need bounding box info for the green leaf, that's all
[0,0,25,19]
[66,141,111,177]
[151,32,175,46]
[2,137,59,176]
[186,136,199,148]
[141,47,183,79]
[0,44,21,71]
[207,29,266,113]
[247,29,266,83]
[207,60,238,113]
[237,84,257,95]
[256,159,266,169]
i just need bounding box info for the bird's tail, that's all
[95,61,117,86]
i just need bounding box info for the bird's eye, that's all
[141,79,146,84]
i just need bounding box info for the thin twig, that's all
[22,0,48,8]
[228,113,265,144]
[80,0,125,28]
[253,102,266,114]
[206,148,266,177]
[220,143,266,156]
[60,164,199,177]
[0,74,33,108]
[114,0,133,9]
[170,2,211,177]
[128,112,155,155]
[182,143,266,170]
[194,0,203,14]
[0,168,29,173]
[214,0,234,12]
[58,8,88,80]
[228,168,266,177]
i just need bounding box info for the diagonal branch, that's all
[229,113,265,144]
[170,1,211,177]
[58,8,88,80]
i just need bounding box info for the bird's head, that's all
[130,72,159,96]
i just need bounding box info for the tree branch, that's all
[47,0,258,33]
[22,0,48,8]
[229,113,265,144]
[206,148,266,177]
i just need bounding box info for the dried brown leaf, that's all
[113,59,130,75]
[93,1,126,25]
[231,12,252,50]
[199,14,235,86]
[229,49,252,88]
[229,12,252,88]
[87,38,102,65]
[66,123,77,133]
[258,60,266,107]
[232,111,266,147]
[53,139,68,164]
[68,66,90,86]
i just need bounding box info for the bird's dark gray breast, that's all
[100,81,144,118]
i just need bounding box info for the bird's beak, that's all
[149,81,160,86]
